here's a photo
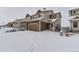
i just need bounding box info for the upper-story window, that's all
[30,16,32,20]
[73,22,78,28]
[33,16,35,19]
[50,15,53,19]
[74,10,75,14]
[31,16,34,19]
[53,15,55,18]
[70,10,76,16]
[70,10,73,16]
[38,14,41,17]
[55,14,59,18]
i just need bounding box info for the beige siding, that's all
[21,22,27,29]
[13,20,21,28]
[39,11,53,20]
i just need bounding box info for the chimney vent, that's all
[43,8,46,11]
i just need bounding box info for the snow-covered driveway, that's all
[0,28,79,52]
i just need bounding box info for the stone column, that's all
[70,21,73,31]
[26,22,27,30]
[53,22,55,31]
[38,20,41,31]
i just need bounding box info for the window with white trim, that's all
[73,22,78,28]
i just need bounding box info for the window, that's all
[59,12,61,18]
[71,11,72,16]
[33,16,34,19]
[73,22,78,28]
[33,16,36,19]
[71,10,76,16]
[73,11,75,14]
[55,14,58,18]
[51,24,53,27]
[38,14,41,17]
[53,15,54,18]
[30,16,32,20]
[50,15,53,19]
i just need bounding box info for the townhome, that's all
[69,8,79,32]
[13,19,22,28]
[6,22,14,27]
[7,8,62,31]
[20,14,30,30]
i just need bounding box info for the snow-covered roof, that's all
[28,17,43,22]
[50,19,57,22]
[20,18,27,22]
[69,15,79,21]
[41,18,57,23]
[15,18,26,22]
[69,18,79,21]
[37,10,53,14]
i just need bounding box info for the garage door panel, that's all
[28,24,38,31]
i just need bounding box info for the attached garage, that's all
[28,24,38,31]
[28,21,39,31]
[27,20,48,31]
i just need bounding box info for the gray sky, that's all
[0,7,77,27]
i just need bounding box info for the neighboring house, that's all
[6,22,14,27]
[20,14,30,30]
[69,8,79,32]
[7,8,62,31]
[13,19,22,28]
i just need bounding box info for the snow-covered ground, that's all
[0,28,79,52]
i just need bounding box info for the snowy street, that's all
[0,28,79,52]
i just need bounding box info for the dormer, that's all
[25,14,30,18]
[54,12,62,18]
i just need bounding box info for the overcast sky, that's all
[0,7,77,27]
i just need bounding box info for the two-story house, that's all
[26,9,61,31]
[69,8,79,32]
